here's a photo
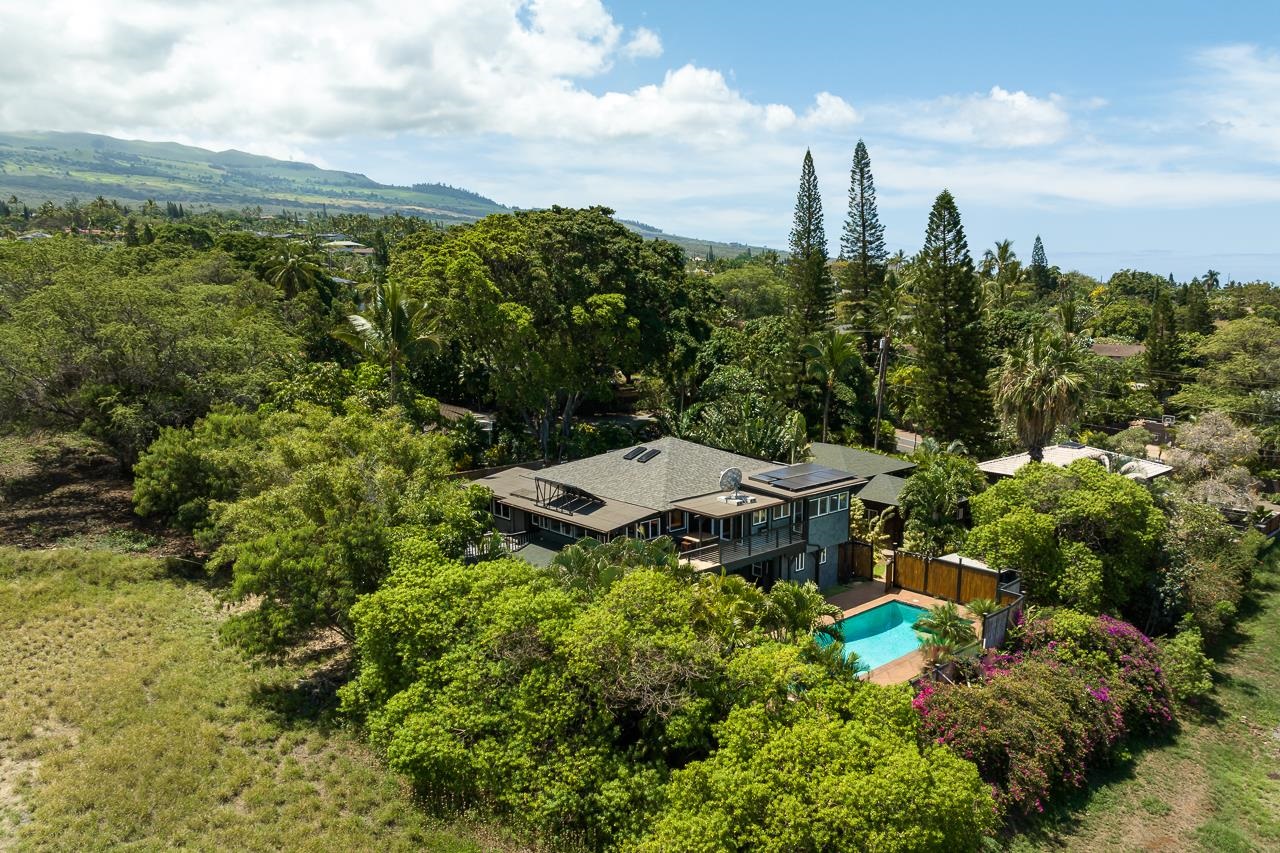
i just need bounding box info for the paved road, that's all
[894,429,922,454]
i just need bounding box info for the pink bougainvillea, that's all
[914,610,1174,816]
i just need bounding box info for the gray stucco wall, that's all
[817,545,838,589]
[807,508,850,549]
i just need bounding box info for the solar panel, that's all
[751,464,856,491]
[638,448,661,463]
[623,447,646,460]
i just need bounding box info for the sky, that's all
[2,0,1279,280]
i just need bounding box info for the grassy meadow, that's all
[0,546,521,852]
[1012,544,1280,852]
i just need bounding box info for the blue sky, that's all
[3,0,1279,280]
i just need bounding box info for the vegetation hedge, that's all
[915,609,1174,816]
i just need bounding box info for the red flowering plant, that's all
[914,609,1174,816]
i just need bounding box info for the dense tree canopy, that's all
[394,206,700,458]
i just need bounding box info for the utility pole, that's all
[873,335,888,449]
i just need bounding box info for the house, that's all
[1089,341,1146,361]
[809,443,915,545]
[16,231,51,241]
[978,441,1173,483]
[320,239,369,254]
[474,436,864,590]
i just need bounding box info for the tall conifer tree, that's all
[840,140,887,346]
[1030,234,1053,297]
[1146,284,1180,396]
[788,149,834,332]
[913,190,994,452]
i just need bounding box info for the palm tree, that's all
[980,239,1023,310]
[802,329,859,442]
[265,242,330,302]
[762,581,843,642]
[964,598,1001,620]
[915,602,974,648]
[994,328,1088,463]
[331,279,438,405]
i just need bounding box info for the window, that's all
[635,519,660,539]
[774,503,791,520]
[493,501,511,520]
[751,509,768,526]
[807,492,851,518]
[530,514,544,528]
[668,509,686,532]
[818,548,828,565]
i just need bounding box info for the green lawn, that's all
[0,547,521,851]
[1010,544,1280,852]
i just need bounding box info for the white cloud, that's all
[0,0,816,151]
[1192,44,1280,159]
[888,86,1070,147]
[801,92,859,129]
[621,26,662,59]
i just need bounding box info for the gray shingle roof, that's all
[536,436,779,511]
[854,473,908,507]
[809,442,916,478]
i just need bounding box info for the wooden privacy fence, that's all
[980,584,1026,649]
[839,540,876,582]
[887,550,1001,606]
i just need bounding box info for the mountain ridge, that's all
[0,130,771,258]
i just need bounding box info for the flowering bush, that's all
[915,609,1174,816]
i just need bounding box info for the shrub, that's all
[916,609,1173,816]
[1159,625,1215,705]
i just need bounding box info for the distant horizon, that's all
[9,127,1280,282]
[4,0,1280,282]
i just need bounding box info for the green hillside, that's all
[0,131,774,257]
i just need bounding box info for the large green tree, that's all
[839,140,887,346]
[395,207,696,459]
[787,150,834,333]
[994,328,1088,461]
[0,250,299,463]
[912,190,994,453]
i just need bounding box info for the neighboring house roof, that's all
[853,473,908,508]
[978,442,1173,481]
[17,232,51,240]
[321,240,365,248]
[809,442,916,478]
[1090,341,1146,359]
[933,552,994,573]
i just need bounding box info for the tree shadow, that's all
[247,647,353,732]
[999,727,1179,848]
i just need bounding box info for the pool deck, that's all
[822,582,979,685]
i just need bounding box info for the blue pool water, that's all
[817,602,929,673]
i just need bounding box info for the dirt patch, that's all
[0,434,194,558]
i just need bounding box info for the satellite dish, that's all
[719,467,743,493]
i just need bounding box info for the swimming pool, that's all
[817,601,929,673]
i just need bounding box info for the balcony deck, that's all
[682,525,804,571]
